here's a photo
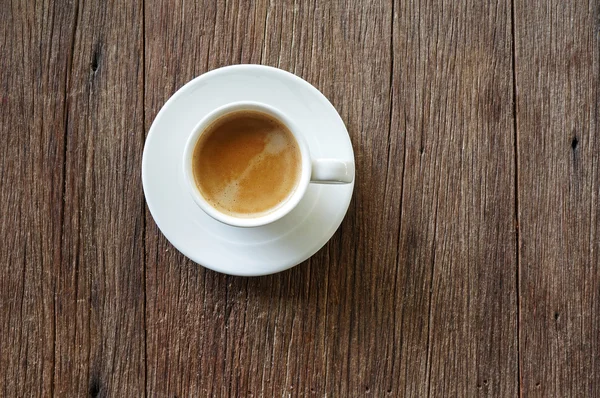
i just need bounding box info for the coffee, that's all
[192,110,302,218]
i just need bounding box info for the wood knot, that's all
[91,44,101,73]
[89,377,101,397]
[571,136,578,150]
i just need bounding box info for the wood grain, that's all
[514,1,600,396]
[0,0,76,395]
[391,0,518,395]
[55,0,146,396]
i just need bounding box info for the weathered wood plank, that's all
[391,0,518,395]
[144,0,396,396]
[0,0,76,396]
[514,1,600,396]
[55,0,146,395]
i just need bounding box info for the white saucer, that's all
[142,65,355,276]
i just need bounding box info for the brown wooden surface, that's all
[514,1,600,397]
[1,0,598,396]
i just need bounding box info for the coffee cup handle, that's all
[310,159,355,184]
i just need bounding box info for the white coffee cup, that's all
[182,101,354,228]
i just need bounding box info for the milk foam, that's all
[211,131,296,216]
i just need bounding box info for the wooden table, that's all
[2,0,599,396]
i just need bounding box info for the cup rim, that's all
[182,101,312,228]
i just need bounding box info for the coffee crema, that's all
[192,110,302,218]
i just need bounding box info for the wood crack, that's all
[510,0,521,396]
